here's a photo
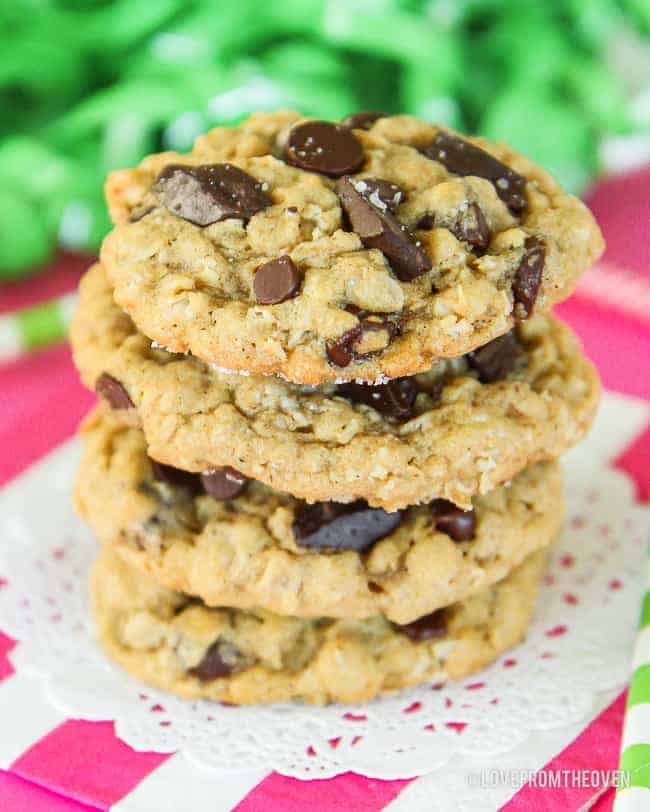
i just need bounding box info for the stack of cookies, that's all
[71,111,603,705]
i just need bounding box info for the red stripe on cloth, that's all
[0,631,16,682]
[615,423,650,503]
[501,691,627,811]
[234,772,412,812]
[0,769,99,812]
[590,787,615,811]
[0,253,91,316]
[0,344,94,488]
[11,720,170,810]
[555,298,650,402]
[585,166,650,278]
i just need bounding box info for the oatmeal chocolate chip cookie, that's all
[91,545,549,705]
[76,408,563,623]
[71,264,598,510]
[101,111,604,384]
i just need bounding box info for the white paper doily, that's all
[0,437,647,781]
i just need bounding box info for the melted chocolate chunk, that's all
[430,499,477,542]
[453,202,491,250]
[351,178,404,212]
[419,132,527,213]
[285,121,365,177]
[337,377,418,422]
[153,163,271,226]
[341,111,386,130]
[337,176,431,281]
[200,467,248,500]
[512,236,545,320]
[467,330,524,383]
[417,202,490,251]
[393,609,448,642]
[95,373,134,410]
[253,255,302,304]
[326,316,400,368]
[150,459,202,494]
[188,640,241,681]
[293,501,402,552]
[326,326,363,367]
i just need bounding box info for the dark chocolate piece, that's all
[430,499,477,541]
[467,330,524,383]
[351,178,404,212]
[200,467,248,500]
[337,377,418,422]
[188,640,242,681]
[95,373,134,410]
[420,132,527,213]
[337,176,431,281]
[253,255,302,304]
[153,163,271,226]
[293,501,402,552]
[326,315,399,368]
[341,111,386,130]
[285,121,365,177]
[150,459,202,494]
[393,609,448,642]
[512,237,545,320]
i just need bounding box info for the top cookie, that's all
[101,111,604,384]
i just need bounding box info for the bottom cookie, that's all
[92,546,549,705]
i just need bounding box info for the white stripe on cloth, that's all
[0,673,66,769]
[58,292,79,328]
[621,703,650,752]
[0,318,22,363]
[631,624,650,672]
[110,753,268,812]
[614,786,650,812]
[575,262,650,326]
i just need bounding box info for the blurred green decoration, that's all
[0,0,648,279]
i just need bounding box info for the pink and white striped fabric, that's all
[0,167,648,811]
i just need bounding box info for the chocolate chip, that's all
[512,236,545,320]
[467,330,524,383]
[188,640,241,681]
[153,163,271,226]
[419,132,527,213]
[393,609,448,642]
[150,459,202,494]
[200,467,248,500]
[95,373,134,410]
[326,316,399,368]
[285,121,365,177]
[253,255,302,304]
[341,111,386,130]
[430,499,477,541]
[351,177,404,212]
[293,501,402,552]
[337,377,418,422]
[337,177,431,281]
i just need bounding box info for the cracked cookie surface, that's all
[101,111,604,384]
[91,545,549,705]
[76,408,563,623]
[71,263,598,510]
